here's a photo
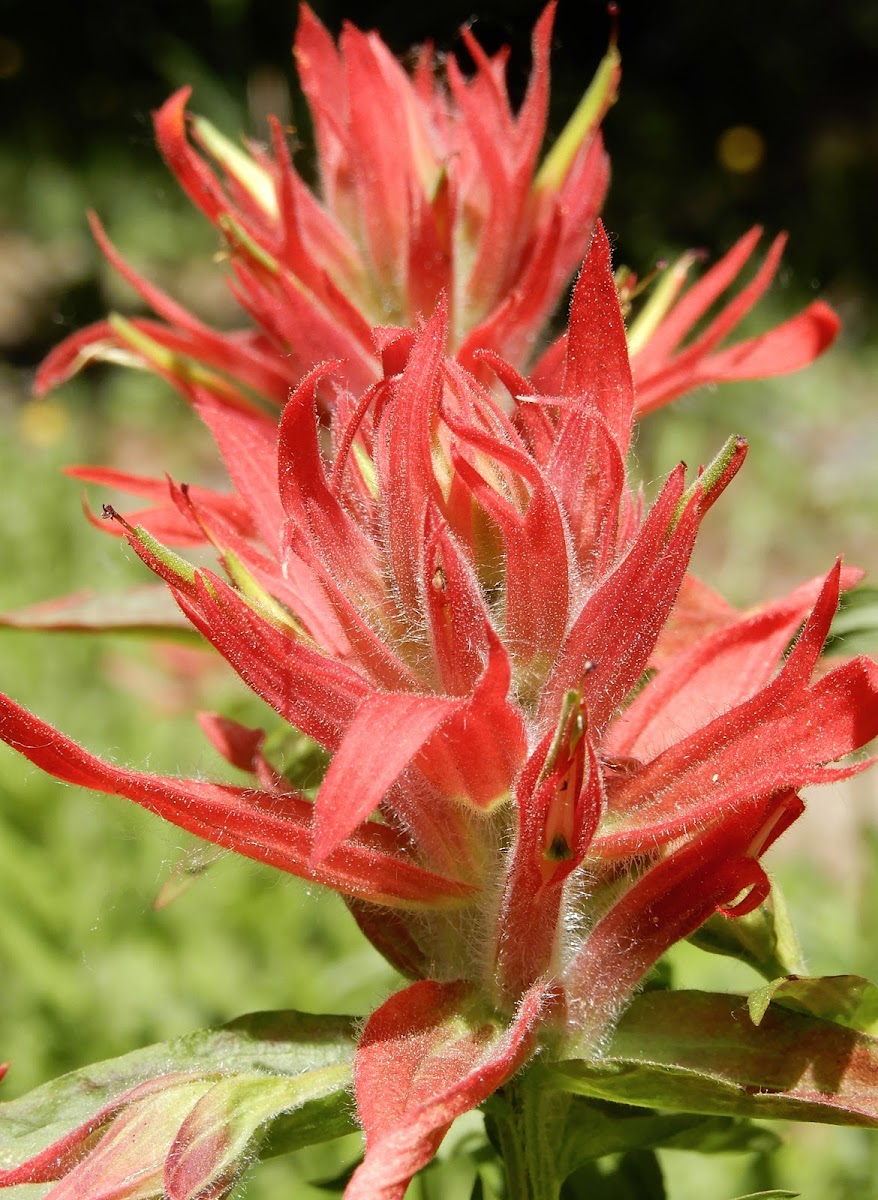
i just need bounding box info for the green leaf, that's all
[653,1114,778,1155]
[689,886,805,980]
[561,1161,604,1199]
[0,584,202,641]
[310,1157,362,1194]
[748,974,878,1033]
[469,1138,506,1200]
[262,725,331,794]
[408,1152,479,1199]
[551,1095,775,1176]
[0,1009,358,1174]
[545,990,878,1127]
[728,1192,799,1199]
[827,583,878,655]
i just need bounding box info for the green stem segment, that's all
[486,1081,572,1200]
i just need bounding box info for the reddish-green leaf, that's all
[0,1011,357,1187]
[547,990,878,1127]
[0,585,200,641]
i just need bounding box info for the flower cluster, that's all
[2,221,876,1196]
[0,6,875,1200]
[38,6,835,417]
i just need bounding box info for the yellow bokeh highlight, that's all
[717,125,766,174]
[18,399,70,448]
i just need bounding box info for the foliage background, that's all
[1,0,877,1195]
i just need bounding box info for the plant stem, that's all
[487,1080,572,1200]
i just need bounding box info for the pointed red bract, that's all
[348,979,550,1200]
[313,690,461,862]
[628,229,841,411]
[565,790,807,1047]
[0,695,473,909]
[531,226,840,413]
[595,565,878,856]
[607,565,865,759]
[562,222,635,452]
[494,703,606,999]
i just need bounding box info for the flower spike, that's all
[38,5,619,408]
[2,155,874,1196]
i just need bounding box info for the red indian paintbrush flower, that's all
[35,5,837,414]
[37,3,617,400]
[1,223,875,1197]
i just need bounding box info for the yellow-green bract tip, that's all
[534,43,620,194]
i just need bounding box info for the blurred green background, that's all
[1,0,878,1196]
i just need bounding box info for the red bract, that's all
[532,225,841,410]
[626,227,841,410]
[1,224,874,1196]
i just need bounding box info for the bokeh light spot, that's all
[18,398,70,448]
[717,125,766,174]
